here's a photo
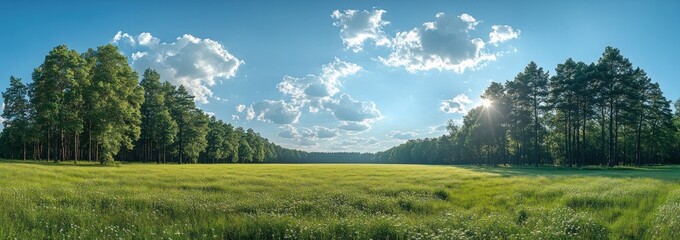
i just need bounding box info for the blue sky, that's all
[2,0,679,152]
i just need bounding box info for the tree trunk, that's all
[534,98,540,166]
[565,115,569,166]
[608,100,614,166]
[74,133,78,164]
[582,102,587,166]
[600,106,605,166]
[48,128,52,162]
[614,107,619,166]
[179,126,183,164]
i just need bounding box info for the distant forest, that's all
[0,44,362,164]
[375,47,680,166]
[2,45,679,166]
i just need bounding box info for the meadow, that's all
[0,161,679,239]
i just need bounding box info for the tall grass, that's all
[0,161,678,239]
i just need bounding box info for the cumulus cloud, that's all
[278,125,300,139]
[137,32,160,46]
[277,58,361,110]
[113,31,135,45]
[315,126,339,139]
[337,136,379,147]
[331,9,390,52]
[429,124,448,134]
[388,131,418,140]
[298,138,318,146]
[248,100,301,124]
[239,58,380,132]
[338,121,371,132]
[489,25,520,45]
[112,32,243,103]
[279,125,337,139]
[378,12,499,73]
[278,125,337,146]
[440,94,472,114]
[236,104,246,113]
[325,94,381,122]
[246,107,255,121]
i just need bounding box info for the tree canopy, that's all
[2,45,679,166]
[375,47,680,166]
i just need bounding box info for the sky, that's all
[1,0,679,152]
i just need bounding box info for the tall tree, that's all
[87,44,144,164]
[549,59,592,165]
[595,46,635,166]
[481,82,509,165]
[642,82,674,164]
[2,77,31,160]
[168,85,208,164]
[507,62,549,165]
[30,45,87,162]
[139,69,178,163]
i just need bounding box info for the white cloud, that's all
[298,138,318,146]
[338,121,371,132]
[137,32,160,46]
[112,31,135,45]
[277,58,361,110]
[379,12,497,73]
[331,9,390,52]
[131,51,147,61]
[236,104,246,113]
[337,136,379,147]
[367,137,379,145]
[324,94,381,122]
[214,96,227,102]
[429,124,448,134]
[458,13,479,27]
[489,25,520,45]
[0,103,5,124]
[250,100,301,124]
[246,107,255,120]
[315,126,338,139]
[231,114,240,121]
[278,124,300,139]
[301,127,318,138]
[388,131,418,140]
[239,59,378,130]
[113,32,243,103]
[440,94,472,114]
[278,125,335,146]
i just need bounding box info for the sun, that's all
[481,98,493,108]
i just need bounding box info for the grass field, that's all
[1,161,679,239]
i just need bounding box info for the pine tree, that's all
[139,69,178,163]
[2,77,31,160]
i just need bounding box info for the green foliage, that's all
[138,68,178,163]
[1,76,32,160]
[87,44,144,164]
[2,162,680,239]
[377,46,680,166]
[30,45,88,162]
[3,43,680,167]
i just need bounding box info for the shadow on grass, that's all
[457,164,680,180]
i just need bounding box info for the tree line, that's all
[375,47,680,166]
[3,45,679,166]
[0,44,345,164]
